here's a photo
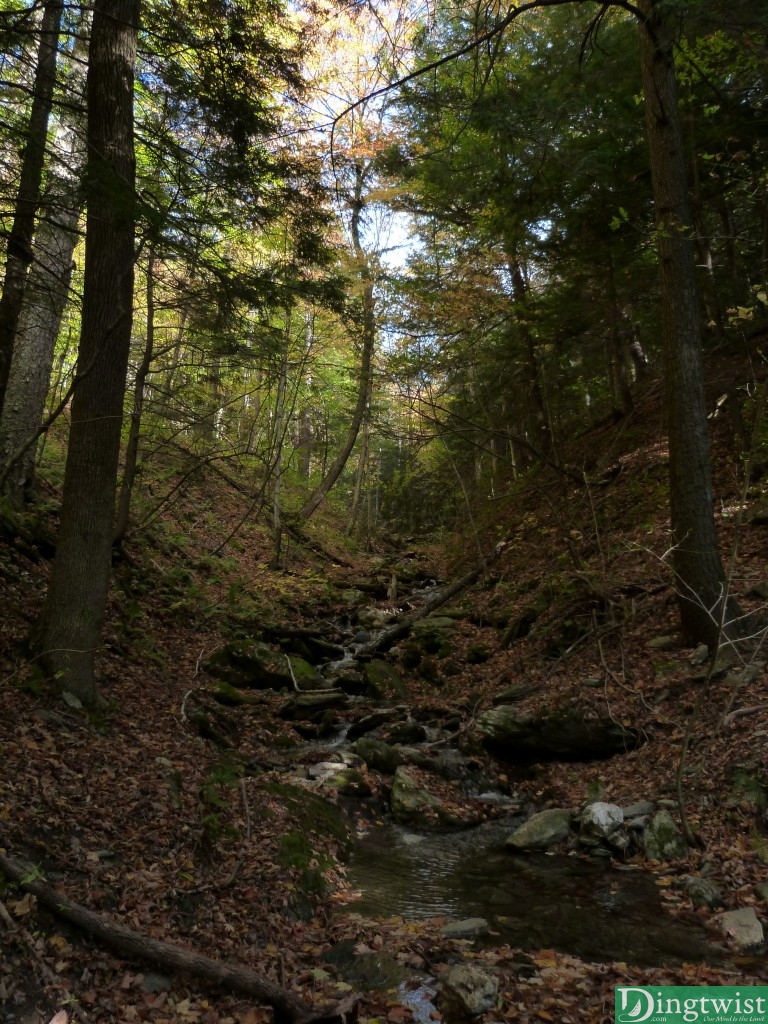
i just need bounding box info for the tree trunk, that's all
[346,417,369,536]
[35,0,139,705]
[299,162,374,521]
[506,250,551,456]
[114,250,156,548]
[270,327,289,568]
[0,22,89,504]
[0,1,63,414]
[638,0,737,643]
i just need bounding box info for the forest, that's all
[1,0,768,1021]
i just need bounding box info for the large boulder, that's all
[363,659,407,698]
[476,705,643,763]
[411,616,457,653]
[205,641,325,691]
[506,808,572,851]
[278,690,349,721]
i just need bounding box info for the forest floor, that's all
[1,369,768,1024]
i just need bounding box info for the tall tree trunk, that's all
[0,1,63,413]
[638,0,736,643]
[270,327,289,568]
[299,162,375,521]
[36,0,139,705]
[606,254,635,416]
[0,21,88,504]
[505,250,551,457]
[114,250,156,549]
[346,417,369,536]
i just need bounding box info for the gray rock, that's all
[755,881,768,901]
[438,964,498,1020]
[506,808,572,851]
[606,831,631,853]
[581,801,624,839]
[347,707,405,740]
[690,643,709,665]
[643,810,687,861]
[684,876,724,910]
[646,635,677,650]
[353,737,402,775]
[277,690,349,721]
[715,907,764,950]
[439,917,490,939]
[621,801,656,820]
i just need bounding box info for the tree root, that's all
[0,850,359,1024]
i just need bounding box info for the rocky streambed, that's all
[195,573,766,973]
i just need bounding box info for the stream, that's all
[346,821,721,967]
[297,583,724,970]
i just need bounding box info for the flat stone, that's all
[621,801,656,820]
[506,808,572,851]
[715,907,764,950]
[646,635,677,650]
[439,917,490,939]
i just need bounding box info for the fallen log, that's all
[0,851,358,1024]
[355,542,507,659]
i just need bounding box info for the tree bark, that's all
[0,21,88,504]
[114,250,156,548]
[0,1,63,414]
[35,0,139,704]
[638,0,737,643]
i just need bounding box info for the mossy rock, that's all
[322,941,408,991]
[390,766,443,823]
[204,641,324,691]
[363,659,407,699]
[211,681,265,707]
[324,767,372,797]
[264,781,351,855]
[353,737,403,775]
[466,643,490,664]
[643,810,687,861]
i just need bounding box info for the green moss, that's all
[264,781,351,854]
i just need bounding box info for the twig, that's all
[219,778,252,890]
[284,653,302,692]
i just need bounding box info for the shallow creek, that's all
[346,821,721,967]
